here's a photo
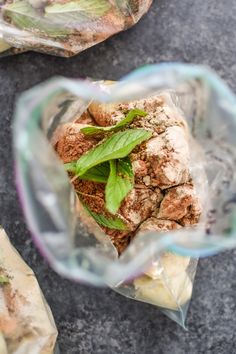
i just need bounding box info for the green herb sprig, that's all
[83,205,128,231]
[65,109,150,229]
[105,158,134,214]
[65,128,151,177]
[80,109,147,136]
[66,161,110,183]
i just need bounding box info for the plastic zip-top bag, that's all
[13,63,236,327]
[0,0,152,57]
[0,227,58,354]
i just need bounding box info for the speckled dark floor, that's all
[1,1,236,353]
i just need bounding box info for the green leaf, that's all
[0,275,9,285]
[65,161,77,174]
[83,204,128,230]
[3,1,71,37]
[81,109,147,136]
[72,129,152,176]
[105,158,134,214]
[65,161,110,183]
[79,162,110,183]
[45,0,111,26]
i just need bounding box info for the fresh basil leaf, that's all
[115,108,147,128]
[65,161,110,183]
[105,158,134,214]
[65,161,77,174]
[79,162,110,183]
[81,108,147,136]
[45,0,111,26]
[0,275,9,285]
[80,126,106,135]
[73,129,152,176]
[83,204,128,230]
[3,1,71,37]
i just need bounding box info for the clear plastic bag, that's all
[13,63,236,327]
[0,0,152,57]
[0,227,58,353]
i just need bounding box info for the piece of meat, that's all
[144,126,190,189]
[157,184,202,225]
[137,217,181,233]
[133,271,192,310]
[129,125,190,190]
[88,101,125,127]
[120,185,163,229]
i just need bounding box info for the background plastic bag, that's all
[13,63,236,327]
[0,227,58,354]
[0,0,152,57]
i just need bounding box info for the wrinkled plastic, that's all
[0,0,152,57]
[0,227,58,354]
[13,63,236,326]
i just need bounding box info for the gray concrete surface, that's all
[1,0,236,353]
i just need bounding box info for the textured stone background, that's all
[1,1,236,353]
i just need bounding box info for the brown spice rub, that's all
[75,110,96,125]
[144,126,190,189]
[55,123,99,163]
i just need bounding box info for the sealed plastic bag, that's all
[0,0,152,57]
[0,227,58,353]
[13,63,236,327]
